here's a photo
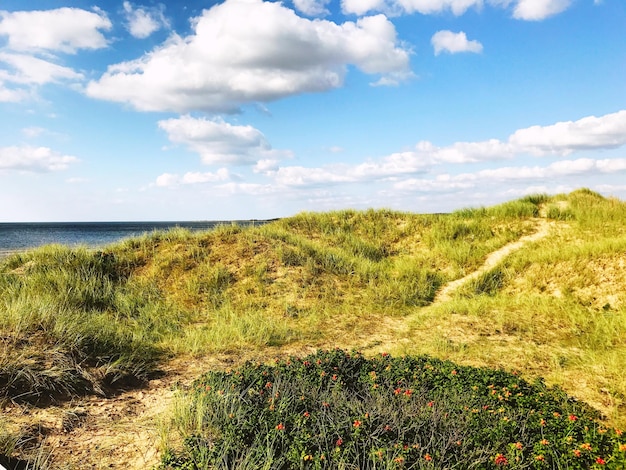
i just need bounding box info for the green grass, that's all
[1,189,626,468]
[160,350,626,469]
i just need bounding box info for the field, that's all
[0,189,625,468]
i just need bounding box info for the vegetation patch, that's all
[161,350,625,469]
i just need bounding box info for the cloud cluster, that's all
[431,31,483,55]
[394,157,626,193]
[156,169,231,187]
[0,8,111,53]
[122,2,169,39]
[152,110,626,195]
[87,0,412,112]
[341,0,573,20]
[158,115,292,166]
[0,145,78,172]
[292,0,332,16]
[0,7,111,102]
[512,0,572,20]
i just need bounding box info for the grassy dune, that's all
[1,189,625,468]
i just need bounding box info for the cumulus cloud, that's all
[394,158,626,192]
[0,146,78,172]
[21,127,46,138]
[394,110,626,164]
[155,168,230,187]
[342,0,483,16]
[0,52,84,102]
[293,0,332,16]
[123,2,169,39]
[158,115,292,166]
[242,110,626,190]
[509,111,626,155]
[0,83,29,102]
[431,31,483,55]
[512,0,572,20]
[0,52,83,85]
[342,0,573,20]
[87,0,412,112]
[0,8,111,53]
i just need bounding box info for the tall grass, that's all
[3,189,626,467]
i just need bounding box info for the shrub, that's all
[161,350,625,469]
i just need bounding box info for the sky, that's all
[0,0,625,221]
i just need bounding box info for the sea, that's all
[0,220,272,259]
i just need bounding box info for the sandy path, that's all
[434,219,553,303]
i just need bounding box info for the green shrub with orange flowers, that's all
[160,349,625,469]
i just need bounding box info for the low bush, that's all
[161,350,626,469]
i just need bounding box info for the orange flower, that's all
[404,389,413,397]
[394,456,405,463]
[596,457,606,465]
[568,414,578,421]
[353,420,362,428]
[580,443,592,451]
[494,453,508,466]
[573,449,581,457]
[514,442,523,450]
[424,453,432,461]
[428,401,434,407]
[619,444,626,452]
[303,411,310,418]
[394,388,402,395]
[540,439,549,446]
[535,455,545,462]
[275,423,285,431]
[336,438,343,447]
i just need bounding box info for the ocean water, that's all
[0,220,270,258]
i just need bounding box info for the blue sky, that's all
[1,0,625,221]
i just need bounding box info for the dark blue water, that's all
[0,220,272,258]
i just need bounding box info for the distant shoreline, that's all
[0,219,279,259]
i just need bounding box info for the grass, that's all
[161,350,625,469]
[1,189,625,467]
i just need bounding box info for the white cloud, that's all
[341,0,387,15]
[293,0,332,16]
[394,110,626,164]
[342,0,482,16]
[155,169,230,187]
[0,52,83,85]
[247,110,626,189]
[0,82,29,102]
[0,146,78,172]
[509,110,626,155]
[342,0,573,20]
[123,2,169,39]
[0,52,83,102]
[512,0,572,20]
[87,0,412,112]
[158,115,292,166]
[394,158,626,192]
[21,126,46,138]
[431,31,483,56]
[254,159,280,174]
[0,8,111,53]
